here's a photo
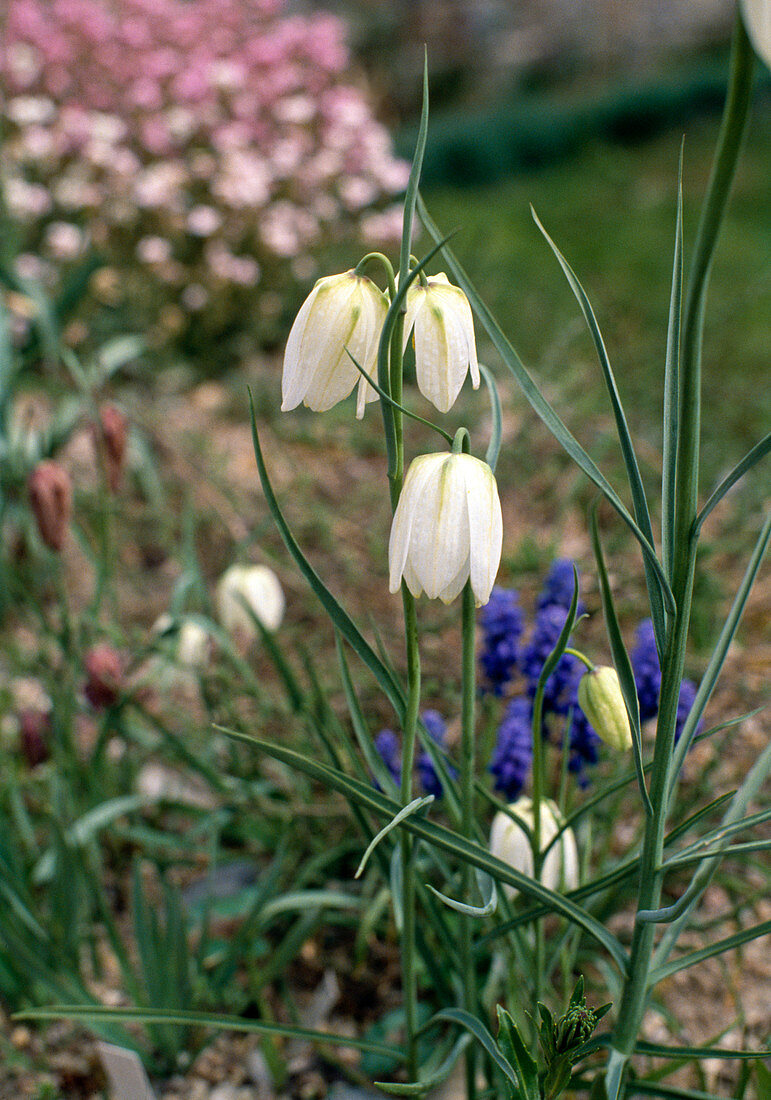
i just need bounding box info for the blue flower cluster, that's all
[374,710,458,799]
[478,588,524,695]
[483,559,600,794]
[631,618,703,742]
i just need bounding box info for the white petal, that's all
[388,454,445,593]
[414,295,470,412]
[281,283,321,411]
[301,278,363,410]
[464,458,502,606]
[401,284,425,352]
[408,454,469,599]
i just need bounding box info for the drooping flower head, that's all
[479,586,524,695]
[281,269,387,418]
[215,564,285,642]
[490,796,579,898]
[402,272,479,413]
[577,666,633,752]
[389,451,502,607]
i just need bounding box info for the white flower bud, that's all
[388,452,502,607]
[577,666,633,752]
[153,614,211,671]
[281,269,388,418]
[490,796,579,899]
[216,564,285,642]
[402,273,479,413]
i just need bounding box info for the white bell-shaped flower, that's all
[741,0,771,68]
[216,564,285,642]
[490,796,579,899]
[389,451,502,607]
[281,269,387,418]
[153,614,211,670]
[402,272,480,413]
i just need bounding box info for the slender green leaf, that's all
[663,838,771,870]
[376,1034,472,1096]
[427,870,497,918]
[417,194,675,617]
[479,362,502,472]
[604,1048,629,1100]
[34,796,149,884]
[336,637,399,798]
[694,433,771,535]
[400,51,429,288]
[496,1006,541,1100]
[624,1081,730,1100]
[430,1008,520,1091]
[662,147,684,586]
[634,1041,770,1061]
[355,797,435,878]
[16,1005,402,1056]
[649,918,771,986]
[215,725,629,971]
[249,400,406,716]
[532,208,665,652]
[670,511,770,785]
[590,503,652,816]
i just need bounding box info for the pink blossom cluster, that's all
[2,0,408,344]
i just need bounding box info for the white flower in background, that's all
[577,666,633,752]
[216,564,285,642]
[741,0,771,68]
[153,614,211,671]
[490,796,579,899]
[389,452,502,607]
[402,272,479,413]
[281,269,387,418]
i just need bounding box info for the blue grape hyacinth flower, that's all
[631,618,661,722]
[374,728,401,788]
[490,696,534,800]
[536,558,586,616]
[479,586,524,695]
[417,709,458,798]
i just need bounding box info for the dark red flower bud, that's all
[28,460,72,551]
[83,644,123,709]
[97,404,128,493]
[19,710,52,767]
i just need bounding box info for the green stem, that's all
[608,16,755,1089]
[400,586,421,1081]
[530,674,546,1036]
[460,582,478,1100]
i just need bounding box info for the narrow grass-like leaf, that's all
[532,208,665,652]
[355,797,435,878]
[249,398,405,717]
[604,1047,629,1100]
[670,805,771,859]
[376,1034,472,1096]
[400,51,429,288]
[649,918,771,986]
[336,637,399,798]
[670,511,771,785]
[427,870,497,918]
[590,503,653,816]
[635,1041,770,1061]
[16,1005,402,1056]
[653,736,771,959]
[662,147,684,585]
[33,796,149,884]
[694,433,771,535]
[625,1082,735,1100]
[479,362,502,472]
[429,1008,519,1091]
[215,725,629,970]
[496,1006,541,1100]
[418,194,675,617]
[663,839,771,870]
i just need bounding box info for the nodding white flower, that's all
[153,614,211,671]
[741,0,771,68]
[577,666,633,752]
[402,272,479,413]
[282,269,387,418]
[389,452,502,607]
[216,564,285,642]
[490,796,579,899]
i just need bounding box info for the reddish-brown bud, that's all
[97,404,128,492]
[28,460,72,551]
[19,710,52,767]
[83,644,123,709]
